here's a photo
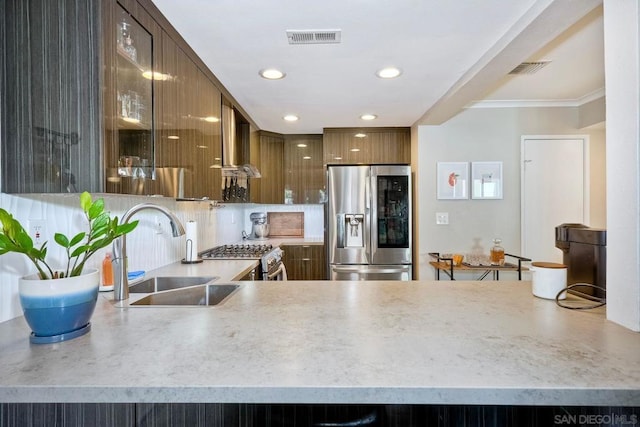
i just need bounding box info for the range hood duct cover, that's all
[221,103,260,178]
[221,103,238,167]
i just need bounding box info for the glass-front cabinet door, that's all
[105,3,154,194]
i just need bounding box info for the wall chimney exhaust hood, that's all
[221,103,261,178]
[221,102,260,202]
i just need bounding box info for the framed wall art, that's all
[471,161,503,199]
[436,162,469,200]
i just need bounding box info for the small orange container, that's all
[452,254,464,266]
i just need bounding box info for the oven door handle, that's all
[265,263,287,281]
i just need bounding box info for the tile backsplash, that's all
[0,193,323,322]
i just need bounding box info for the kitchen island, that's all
[1,259,639,423]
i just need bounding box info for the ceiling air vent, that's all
[509,61,551,75]
[286,29,342,45]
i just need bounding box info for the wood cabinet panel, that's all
[323,127,411,165]
[104,1,160,195]
[2,0,249,196]
[0,403,135,425]
[155,36,222,199]
[282,245,326,280]
[104,0,222,198]
[284,135,324,204]
[1,0,101,193]
[254,131,284,204]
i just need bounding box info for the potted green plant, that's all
[0,192,138,343]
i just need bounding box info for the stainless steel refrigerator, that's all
[326,164,412,280]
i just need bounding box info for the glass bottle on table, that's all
[490,238,505,266]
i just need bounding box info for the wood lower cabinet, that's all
[282,244,326,281]
[323,127,411,165]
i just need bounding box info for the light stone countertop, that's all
[1,259,639,406]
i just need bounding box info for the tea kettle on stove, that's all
[243,212,270,240]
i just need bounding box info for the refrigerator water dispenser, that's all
[345,214,364,247]
[336,213,365,248]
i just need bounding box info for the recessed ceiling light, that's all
[297,143,307,148]
[360,114,377,121]
[350,148,360,152]
[260,68,286,80]
[284,115,299,122]
[303,156,311,160]
[376,67,402,79]
[196,145,208,149]
[334,156,343,160]
[354,133,367,138]
[167,135,180,140]
[204,116,219,123]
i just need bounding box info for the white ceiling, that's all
[150,0,604,134]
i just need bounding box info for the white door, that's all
[521,137,588,263]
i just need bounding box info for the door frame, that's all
[520,135,591,258]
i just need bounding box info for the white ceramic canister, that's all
[530,262,568,300]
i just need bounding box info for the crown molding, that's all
[467,87,605,109]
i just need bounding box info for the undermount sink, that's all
[130,284,240,306]
[128,276,218,293]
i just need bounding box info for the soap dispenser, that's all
[102,252,114,287]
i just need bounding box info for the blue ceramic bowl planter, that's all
[18,269,100,344]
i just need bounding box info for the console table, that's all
[428,252,531,281]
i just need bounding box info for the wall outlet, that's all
[436,212,449,225]
[28,219,47,246]
[154,216,163,234]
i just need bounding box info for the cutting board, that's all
[267,212,304,237]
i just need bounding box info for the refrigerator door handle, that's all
[365,172,371,211]
[336,213,345,248]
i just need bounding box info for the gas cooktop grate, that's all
[200,244,274,259]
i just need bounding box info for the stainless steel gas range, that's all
[199,244,286,281]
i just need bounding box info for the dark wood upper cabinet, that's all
[104,0,223,198]
[1,0,241,198]
[323,127,411,165]
[103,2,157,195]
[1,0,102,193]
[252,131,284,204]
[284,135,325,204]
[154,32,222,200]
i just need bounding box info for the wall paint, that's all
[603,0,640,331]
[416,105,606,280]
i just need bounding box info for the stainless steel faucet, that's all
[112,203,186,301]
